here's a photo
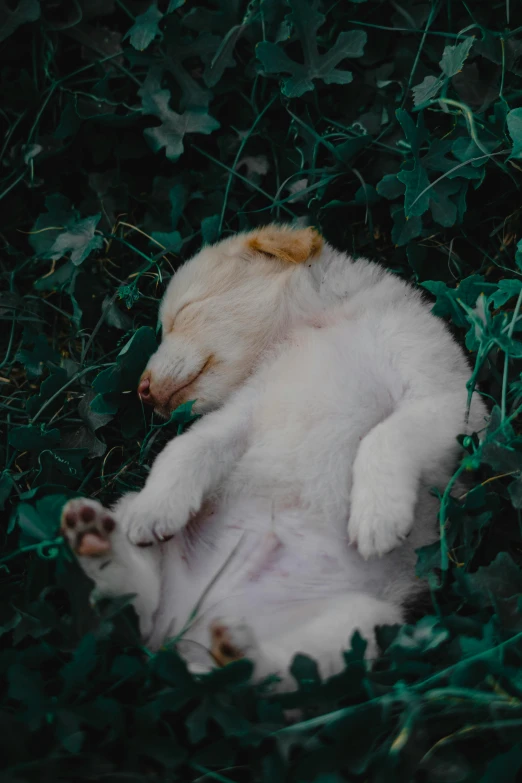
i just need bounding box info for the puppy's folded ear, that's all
[246,224,323,264]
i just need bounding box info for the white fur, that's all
[66,227,487,685]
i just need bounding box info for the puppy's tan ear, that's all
[246,225,323,264]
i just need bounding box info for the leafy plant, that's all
[1,0,522,781]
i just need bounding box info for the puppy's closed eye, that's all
[165,299,209,334]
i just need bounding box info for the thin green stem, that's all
[218,94,277,235]
[30,365,112,424]
[192,145,297,219]
[0,170,27,203]
[408,151,508,213]
[501,287,522,419]
[402,1,440,108]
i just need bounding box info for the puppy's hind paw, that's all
[209,618,258,667]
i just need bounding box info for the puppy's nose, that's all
[138,377,154,405]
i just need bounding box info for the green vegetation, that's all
[1,1,522,780]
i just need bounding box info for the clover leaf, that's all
[124,3,163,51]
[29,195,103,266]
[256,0,366,97]
[412,37,475,107]
[139,70,219,160]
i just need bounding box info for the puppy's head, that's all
[138,224,323,416]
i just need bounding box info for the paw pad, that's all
[61,499,115,557]
[209,621,246,666]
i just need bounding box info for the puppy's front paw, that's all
[61,498,115,557]
[124,486,203,546]
[348,483,416,559]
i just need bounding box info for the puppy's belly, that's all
[147,497,417,652]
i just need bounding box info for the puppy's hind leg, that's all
[61,495,162,640]
[207,594,403,689]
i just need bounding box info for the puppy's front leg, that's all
[348,393,465,558]
[125,385,258,545]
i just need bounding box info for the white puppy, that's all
[61,225,486,686]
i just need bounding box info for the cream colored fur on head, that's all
[141,225,325,415]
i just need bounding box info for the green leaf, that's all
[16,495,66,542]
[334,134,371,164]
[55,99,82,139]
[15,333,61,378]
[29,194,77,257]
[61,426,106,459]
[396,109,429,157]
[290,653,321,688]
[117,283,141,309]
[257,0,366,97]
[34,260,76,291]
[452,136,497,168]
[0,470,14,511]
[480,743,522,782]
[422,139,456,173]
[204,24,244,88]
[508,477,522,509]
[353,184,379,206]
[397,163,431,217]
[29,196,102,265]
[376,173,405,200]
[124,3,163,51]
[90,327,157,418]
[134,735,187,769]
[116,326,157,371]
[46,215,103,266]
[89,392,120,416]
[489,280,522,309]
[201,214,220,245]
[481,442,522,473]
[9,425,60,454]
[387,616,449,658]
[14,504,48,542]
[415,540,441,578]
[168,182,186,229]
[34,261,82,326]
[7,663,46,727]
[152,649,194,687]
[102,297,133,330]
[0,0,40,43]
[202,657,254,688]
[516,238,522,271]
[466,552,522,602]
[507,108,522,159]
[421,275,497,329]
[412,75,442,106]
[26,367,68,419]
[61,633,98,691]
[161,22,215,109]
[151,230,182,253]
[139,70,220,160]
[440,37,475,78]
[55,712,84,754]
[429,179,461,227]
[390,205,423,246]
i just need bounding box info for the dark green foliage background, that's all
[2,0,522,780]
